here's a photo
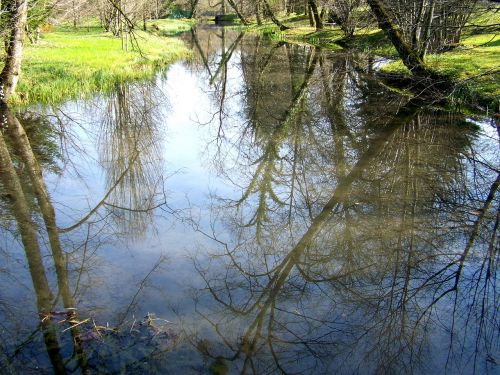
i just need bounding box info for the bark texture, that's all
[0,0,28,102]
[226,0,250,25]
[263,0,290,30]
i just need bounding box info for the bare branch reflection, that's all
[185,32,500,374]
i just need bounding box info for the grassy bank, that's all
[247,12,500,111]
[147,18,196,36]
[6,20,193,106]
[384,32,499,110]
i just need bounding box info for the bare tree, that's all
[365,0,485,76]
[327,0,364,38]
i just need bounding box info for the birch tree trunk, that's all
[0,0,28,102]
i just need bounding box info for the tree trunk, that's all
[366,0,430,76]
[263,0,290,30]
[420,0,436,58]
[226,0,250,25]
[73,0,78,28]
[411,0,426,50]
[308,0,323,30]
[3,105,73,308]
[307,4,314,26]
[0,0,29,102]
[0,110,53,311]
[255,0,262,25]
[190,0,200,18]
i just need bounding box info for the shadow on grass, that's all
[54,26,106,34]
[155,28,193,37]
[482,38,500,47]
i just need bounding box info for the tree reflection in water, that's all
[187,30,500,375]
[97,82,166,237]
[0,97,177,373]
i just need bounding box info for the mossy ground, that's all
[2,20,193,106]
[243,14,343,48]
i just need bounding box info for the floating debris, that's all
[37,309,180,373]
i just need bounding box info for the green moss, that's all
[8,20,193,106]
[341,29,397,57]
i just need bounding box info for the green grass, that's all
[341,29,396,56]
[147,18,195,36]
[424,35,498,108]
[7,20,193,106]
[381,21,500,109]
[244,14,344,49]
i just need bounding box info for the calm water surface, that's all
[0,28,499,374]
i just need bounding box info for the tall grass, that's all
[9,23,192,106]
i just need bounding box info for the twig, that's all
[62,318,90,332]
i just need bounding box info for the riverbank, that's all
[4,20,193,106]
[245,13,499,112]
